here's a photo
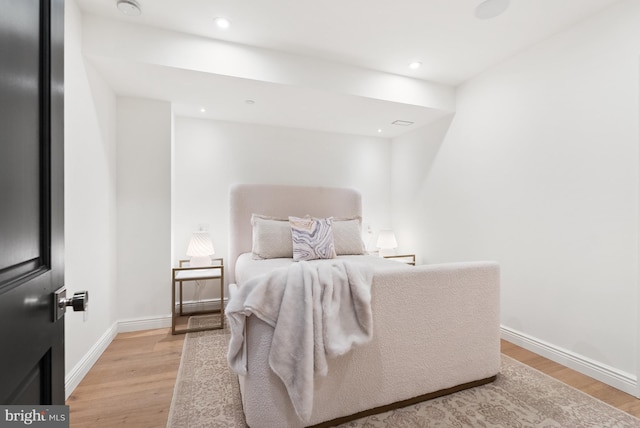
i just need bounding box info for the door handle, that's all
[60,290,89,312]
[53,287,89,321]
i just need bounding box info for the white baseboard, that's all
[117,315,172,333]
[65,321,118,400]
[117,298,226,333]
[501,326,638,397]
[66,298,228,397]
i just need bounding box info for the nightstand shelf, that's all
[172,258,224,335]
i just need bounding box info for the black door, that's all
[0,0,65,404]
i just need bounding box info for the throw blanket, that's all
[226,260,374,422]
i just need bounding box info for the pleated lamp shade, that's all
[186,231,215,267]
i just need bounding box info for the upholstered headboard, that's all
[228,183,362,284]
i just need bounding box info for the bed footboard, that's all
[238,261,500,428]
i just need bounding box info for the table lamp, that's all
[186,231,215,267]
[376,229,398,257]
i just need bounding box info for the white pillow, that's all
[333,217,366,255]
[251,214,293,259]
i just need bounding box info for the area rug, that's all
[167,316,640,427]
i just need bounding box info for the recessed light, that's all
[200,108,206,113]
[213,17,231,29]
[409,61,422,70]
[245,99,255,105]
[377,129,382,133]
[117,0,141,16]
[475,0,510,19]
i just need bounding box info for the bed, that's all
[226,183,500,428]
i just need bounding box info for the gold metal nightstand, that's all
[383,254,416,265]
[172,258,224,335]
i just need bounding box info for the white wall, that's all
[172,118,392,296]
[65,0,640,399]
[64,0,118,394]
[392,0,640,393]
[390,114,454,260]
[116,98,172,324]
[64,3,173,394]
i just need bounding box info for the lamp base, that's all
[378,248,396,257]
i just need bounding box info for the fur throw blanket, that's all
[226,260,374,422]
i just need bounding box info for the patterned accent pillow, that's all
[332,217,365,255]
[251,214,293,259]
[289,216,336,261]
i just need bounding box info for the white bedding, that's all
[227,259,375,422]
[234,252,411,286]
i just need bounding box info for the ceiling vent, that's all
[391,120,414,126]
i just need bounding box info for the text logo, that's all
[0,406,68,428]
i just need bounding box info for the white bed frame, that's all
[228,183,501,428]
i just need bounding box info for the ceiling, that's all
[76,0,622,138]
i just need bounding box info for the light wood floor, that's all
[501,340,640,418]
[66,328,184,428]
[66,329,640,427]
